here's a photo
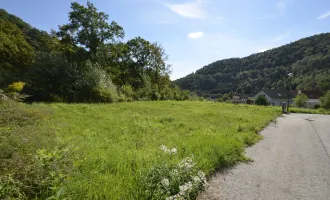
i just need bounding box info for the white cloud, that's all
[165,0,207,19]
[188,31,204,39]
[318,11,330,20]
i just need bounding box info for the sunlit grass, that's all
[36,101,281,199]
[290,107,330,114]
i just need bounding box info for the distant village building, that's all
[232,94,251,104]
[298,90,321,108]
[253,89,321,108]
[253,89,296,106]
[232,95,245,103]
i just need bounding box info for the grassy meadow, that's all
[1,101,281,199]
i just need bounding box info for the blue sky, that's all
[2,0,330,80]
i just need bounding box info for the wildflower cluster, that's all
[141,146,207,200]
[160,145,177,155]
[165,166,207,200]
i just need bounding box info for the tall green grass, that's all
[289,107,330,114]
[34,101,280,199]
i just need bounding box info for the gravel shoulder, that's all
[198,114,330,200]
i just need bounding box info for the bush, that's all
[159,87,174,100]
[246,98,254,104]
[314,104,320,109]
[294,93,308,107]
[0,83,29,104]
[7,82,26,92]
[141,145,207,200]
[255,95,269,106]
[320,91,330,109]
[120,85,135,101]
[0,102,75,199]
[91,70,119,103]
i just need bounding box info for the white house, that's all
[253,89,296,106]
[253,89,321,108]
[305,99,320,108]
[296,90,320,108]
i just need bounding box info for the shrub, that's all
[141,145,207,200]
[255,95,269,106]
[188,92,199,101]
[92,71,119,103]
[0,89,9,103]
[294,93,308,107]
[0,87,29,104]
[120,85,135,101]
[136,75,153,100]
[246,98,254,104]
[314,104,320,109]
[320,91,330,109]
[151,84,160,100]
[74,61,119,103]
[7,82,26,92]
[159,87,174,100]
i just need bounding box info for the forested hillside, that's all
[175,33,330,98]
[0,2,189,102]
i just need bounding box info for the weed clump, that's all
[141,145,207,200]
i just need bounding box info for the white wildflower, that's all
[170,148,177,154]
[192,176,200,183]
[170,169,178,176]
[166,194,181,200]
[160,145,178,154]
[179,181,193,195]
[160,145,168,152]
[161,178,170,187]
[198,170,205,178]
[179,157,194,169]
[197,170,207,183]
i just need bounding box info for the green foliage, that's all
[0,5,182,103]
[320,91,330,109]
[0,87,29,104]
[0,19,35,66]
[255,95,269,106]
[7,82,26,92]
[0,102,77,199]
[0,175,26,199]
[0,19,35,87]
[294,93,308,107]
[141,151,206,200]
[290,107,330,114]
[175,33,330,97]
[25,54,119,102]
[120,85,135,101]
[217,93,233,102]
[57,1,124,56]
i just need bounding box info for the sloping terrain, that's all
[175,33,330,97]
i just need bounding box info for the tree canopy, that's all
[57,1,124,57]
[0,2,189,103]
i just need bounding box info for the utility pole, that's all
[287,73,293,112]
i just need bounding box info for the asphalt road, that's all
[198,114,330,200]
